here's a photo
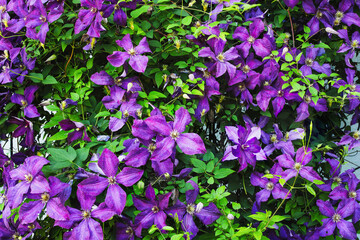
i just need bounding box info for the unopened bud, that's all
[183,94,190,99]
[45,54,57,62]
[164,172,170,179]
[195,202,204,213]
[227,213,234,220]
[282,47,289,56]
[137,181,144,190]
[325,27,339,35]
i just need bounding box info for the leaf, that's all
[46,105,60,112]
[271,215,288,222]
[182,16,193,25]
[48,131,69,141]
[214,168,235,179]
[131,5,150,18]
[47,147,77,170]
[191,158,206,171]
[74,69,83,82]
[162,226,174,231]
[232,202,241,210]
[305,184,316,196]
[28,73,43,83]
[75,148,89,166]
[171,234,184,240]
[313,179,324,185]
[206,161,215,172]
[43,75,58,84]
[285,53,293,62]
[95,111,111,118]
[148,91,167,100]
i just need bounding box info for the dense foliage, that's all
[1,0,360,239]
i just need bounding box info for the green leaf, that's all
[285,53,293,62]
[191,158,206,172]
[232,202,241,210]
[46,105,60,112]
[206,161,215,172]
[279,178,286,187]
[171,234,184,240]
[86,58,94,69]
[47,147,77,170]
[148,91,167,100]
[182,16,193,25]
[214,168,235,179]
[271,215,288,222]
[74,69,83,82]
[207,177,214,184]
[313,179,324,185]
[95,111,111,118]
[131,5,150,18]
[162,226,174,231]
[28,73,43,83]
[305,184,316,196]
[43,75,58,84]
[48,131,69,141]
[75,147,89,166]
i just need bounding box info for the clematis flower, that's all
[299,46,331,76]
[250,164,291,203]
[78,148,143,215]
[144,107,206,161]
[132,185,172,231]
[11,85,40,118]
[338,131,360,150]
[233,19,270,58]
[107,34,152,73]
[276,147,321,182]
[295,94,328,122]
[333,68,360,110]
[316,199,356,239]
[18,176,70,224]
[198,38,238,78]
[116,217,142,240]
[166,180,221,239]
[59,119,91,143]
[302,0,335,35]
[7,156,50,208]
[90,70,141,92]
[333,0,360,27]
[8,117,34,147]
[337,30,360,68]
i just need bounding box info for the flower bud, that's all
[137,181,145,190]
[195,202,204,213]
[227,213,234,220]
[325,27,339,35]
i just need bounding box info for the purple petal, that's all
[107,51,130,67]
[183,213,199,239]
[87,218,104,239]
[316,200,335,217]
[338,219,357,239]
[186,180,199,204]
[174,107,191,133]
[318,218,336,237]
[256,189,271,202]
[47,197,70,221]
[118,34,133,51]
[99,148,119,177]
[19,200,44,224]
[30,175,50,194]
[105,184,126,215]
[135,37,151,54]
[78,176,108,197]
[24,105,40,118]
[300,166,321,182]
[151,137,175,161]
[124,148,149,167]
[90,71,114,85]
[116,167,144,187]
[129,55,149,73]
[145,115,171,136]
[195,202,221,225]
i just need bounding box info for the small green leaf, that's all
[162,226,174,231]
[171,234,184,240]
[95,111,110,118]
[285,52,293,62]
[213,168,235,179]
[48,131,69,141]
[43,75,58,84]
[305,184,316,196]
[131,5,150,18]
[182,16,193,25]
[191,158,206,171]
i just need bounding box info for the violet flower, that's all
[295,95,328,122]
[7,156,50,208]
[284,0,299,8]
[8,117,34,147]
[90,70,141,92]
[19,176,70,224]
[78,148,143,215]
[144,107,206,161]
[132,185,172,231]
[333,68,360,111]
[302,0,335,35]
[107,34,152,73]
[11,86,40,118]
[59,119,91,143]
[233,19,270,58]
[198,38,238,78]
[338,131,360,150]
[337,29,360,68]
[299,46,331,76]
[250,164,291,203]
[316,199,356,239]
[116,218,142,240]
[333,0,360,27]
[276,147,321,182]
[74,0,105,38]
[166,180,221,239]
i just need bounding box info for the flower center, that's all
[332,213,341,222]
[277,90,284,97]
[304,95,311,103]
[353,131,360,140]
[123,110,129,118]
[266,182,274,191]
[350,85,356,91]
[349,191,357,199]
[270,134,278,143]
[333,176,342,184]
[241,144,249,150]
[39,15,47,22]
[170,130,180,140]
[0,5,6,13]
[335,11,344,20]
[114,77,123,86]
[316,10,323,19]
[294,162,302,171]
[82,210,91,219]
[12,233,21,240]
[125,226,134,236]
[305,58,313,67]
[263,81,269,86]
[351,40,359,48]
[90,7,97,13]
[108,176,116,185]
[25,174,33,182]
[186,203,195,215]
[148,142,156,153]
[41,192,50,203]
[216,53,225,62]
[114,4,120,10]
[242,65,250,73]
[128,48,136,56]
[203,70,211,78]
[61,101,67,110]
[151,206,159,213]
[21,100,27,107]
[76,127,81,131]
[247,36,255,44]
[238,82,246,91]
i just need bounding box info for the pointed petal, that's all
[177,133,206,155]
[107,51,130,67]
[47,197,70,221]
[116,167,143,187]
[174,107,191,133]
[129,55,149,73]
[99,148,119,177]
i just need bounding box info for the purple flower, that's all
[233,19,270,58]
[116,217,142,240]
[78,148,143,215]
[8,117,34,147]
[166,180,221,239]
[144,107,206,161]
[295,95,328,122]
[284,0,299,8]
[299,46,331,76]
[316,199,356,239]
[107,34,152,73]
[333,0,360,27]
[18,176,70,224]
[133,185,172,232]
[337,29,360,68]
[11,86,40,118]
[338,131,360,150]
[7,156,50,208]
[250,164,291,203]
[302,0,335,36]
[198,38,238,78]
[276,147,321,182]
[74,0,105,38]
[333,68,360,110]
[59,119,91,143]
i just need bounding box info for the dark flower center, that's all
[353,131,360,140]
[152,206,159,213]
[304,95,311,103]
[352,40,359,48]
[247,36,255,44]
[203,70,211,78]
[28,223,35,230]
[316,10,323,19]
[21,100,27,107]
[238,82,246,91]
[216,53,225,62]
[125,226,134,236]
[294,162,302,171]
[41,192,50,203]
[39,15,47,22]
[114,4,120,10]
[277,90,284,97]
[350,85,356,91]
[128,48,136,56]
[12,233,21,240]
[270,134,278,143]
[242,65,250,73]
[170,130,180,140]
[349,191,357,199]
[114,77,123,86]
[333,176,342,184]
[82,210,91,219]
[186,203,195,215]
[305,58,313,67]
[335,11,344,19]
[148,142,156,153]
[108,176,116,185]
[266,182,274,191]
[241,144,249,150]
[195,21,201,28]
[334,18,341,26]
[25,174,33,182]
[90,7,97,13]
[332,213,341,222]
